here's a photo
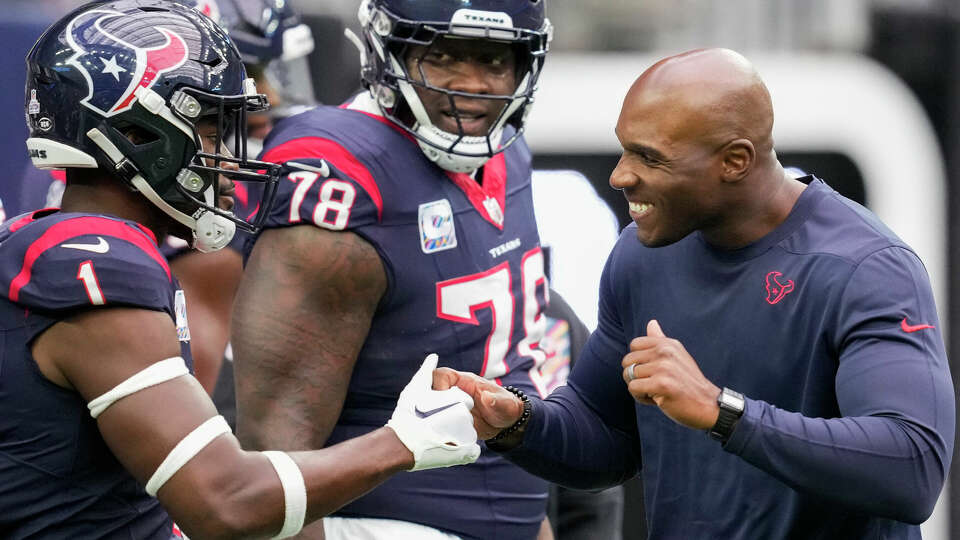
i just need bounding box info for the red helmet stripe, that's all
[111,28,189,113]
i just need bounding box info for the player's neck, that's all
[59,172,168,239]
[702,168,806,249]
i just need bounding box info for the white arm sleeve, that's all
[263,451,307,539]
[87,356,189,418]
[145,415,231,497]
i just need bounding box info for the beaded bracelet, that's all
[485,386,532,450]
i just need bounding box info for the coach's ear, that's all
[719,138,755,183]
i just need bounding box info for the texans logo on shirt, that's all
[65,9,190,117]
[765,270,795,305]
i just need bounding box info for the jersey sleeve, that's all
[497,241,643,490]
[259,137,384,233]
[8,230,172,315]
[724,246,954,524]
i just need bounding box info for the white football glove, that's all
[386,354,481,471]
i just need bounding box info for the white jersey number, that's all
[77,260,105,305]
[436,247,549,393]
[287,171,356,230]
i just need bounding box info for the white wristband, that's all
[263,451,307,539]
[88,357,188,418]
[145,415,231,497]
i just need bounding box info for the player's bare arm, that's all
[31,306,414,539]
[233,224,387,452]
[171,248,244,393]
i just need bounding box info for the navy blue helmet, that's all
[25,0,280,252]
[201,0,316,112]
[214,0,314,67]
[350,0,552,172]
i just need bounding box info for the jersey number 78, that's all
[436,248,548,394]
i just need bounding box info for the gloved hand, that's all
[387,354,481,471]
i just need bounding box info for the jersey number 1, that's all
[77,260,106,305]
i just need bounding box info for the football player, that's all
[160,0,317,398]
[0,2,479,538]
[232,0,555,538]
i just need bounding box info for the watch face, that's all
[721,389,745,411]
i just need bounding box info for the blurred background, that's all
[2,1,959,538]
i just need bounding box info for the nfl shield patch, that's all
[419,199,458,254]
[174,290,191,342]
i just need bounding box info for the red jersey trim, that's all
[9,208,62,234]
[234,181,249,208]
[445,152,508,230]
[9,217,171,302]
[246,202,260,223]
[9,214,37,234]
[262,137,384,222]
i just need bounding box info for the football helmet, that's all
[216,0,316,111]
[349,0,552,173]
[25,0,280,252]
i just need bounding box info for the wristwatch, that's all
[708,387,745,443]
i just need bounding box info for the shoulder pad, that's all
[0,215,172,312]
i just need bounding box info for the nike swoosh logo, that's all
[901,318,935,333]
[61,236,110,254]
[288,160,331,177]
[415,401,459,419]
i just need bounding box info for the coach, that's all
[436,48,955,539]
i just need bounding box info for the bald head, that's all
[610,49,801,249]
[623,48,774,155]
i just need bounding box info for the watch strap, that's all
[709,388,744,443]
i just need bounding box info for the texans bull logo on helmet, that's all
[65,9,190,117]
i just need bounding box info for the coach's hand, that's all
[621,320,721,430]
[433,368,523,440]
[387,354,481,471]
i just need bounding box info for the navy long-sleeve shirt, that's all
[502,179,955,539]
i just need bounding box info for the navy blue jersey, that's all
[255,94,549,539]
[0,210,192,539]
[505,179,954,539]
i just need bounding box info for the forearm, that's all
[171,428,411,539]
[725,398,950,524]
[499,385,641,490]
[294,427,412,522]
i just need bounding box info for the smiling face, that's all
[609,90,729,248]
[404,36,518,137]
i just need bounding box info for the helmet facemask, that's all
[352,0,551,173]
[83,81,280,252]
[168,83,281,243]
[24,0,282,252]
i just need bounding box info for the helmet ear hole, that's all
[118,125,161,146]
